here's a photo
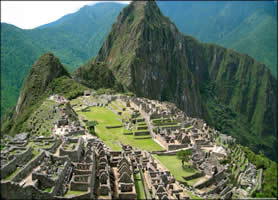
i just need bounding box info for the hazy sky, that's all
[1,1,130,29]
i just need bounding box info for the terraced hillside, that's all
[1,93,276,199]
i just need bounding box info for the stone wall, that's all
[32,173,55,188]
[220,184,233,197]
[55,192,90,199]
[183,172,204,181]
[205,179,228,195]
[1,147,33,179]
[70,182,89,191]
[73,169,91,175]
[9,146,27,151]
[154,150,173,155]
[68,138,78,143]
[160,125,181,131]
[106,125,123,129]
[136,118,145,123]
[167,144,188,151]
[45,138,62,154]
[52,160,71,196]
[110,151,122,156]
[8,142,27,147]
[0,181,52,200]
[257,168,263,192]
[67,129,85,137]
[195,170,226,189]
[52,155,71,163]
[149,114,162,120]
[1,180,91,200]
[89,154,96,199]
[118,193,137,200]
[12,151,46,182]
[133,131,150,136]
[33,137,55,142]
[60,138,84,162]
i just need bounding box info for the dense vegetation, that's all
[158,1,277,76]
[1,2,126,116]
[1,53,89,136]
[200,74,277,160]
[176,149,192,167]
[239,145,277,197]
[1,1,276,117]
[73,58,124,92]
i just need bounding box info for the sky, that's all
[1,1,130,29]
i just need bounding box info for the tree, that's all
[177,149,192,167]
[86,121,98,135]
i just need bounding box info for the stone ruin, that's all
[121,96,216,151]
[0,94,264,199]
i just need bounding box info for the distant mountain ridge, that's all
[157,1,277,76]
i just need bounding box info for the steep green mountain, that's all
[14,52,70,119]
[157,1,277,77]
[74,58,124,92]
[26,3,126,71]
[1,2,126,116]
[1,52,89,136]
[2,2,276,118]
[1,24,45,118]
[75,1,277,160]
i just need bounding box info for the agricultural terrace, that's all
[153,154,202,186]
[77,107,163,151]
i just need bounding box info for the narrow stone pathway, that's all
[20,165,40,186]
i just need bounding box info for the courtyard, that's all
[77,107,163,151]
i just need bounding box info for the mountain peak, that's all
[87,0,204,116]
[15,52,69,119]
[31,52,68,74]
[117,0,168,28]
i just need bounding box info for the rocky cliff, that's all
[75,1,277,159]
[94,1,206,117]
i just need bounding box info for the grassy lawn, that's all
[134,173,146,200]
[28,141,54,150]
[186,176,204,186]
[185,190,202,199]
[77,107,163,151]
[153,155,200,185]
[43,187,52,193]
[32,149,40,157]
[4,168,21,181]
[159,123,180,128]
[110,103,122,112]
[70,97,85,105]
[112,100,125,109]
[65,190,87,197]
[241,158,248,171]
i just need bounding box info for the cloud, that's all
[1,1,130,29]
